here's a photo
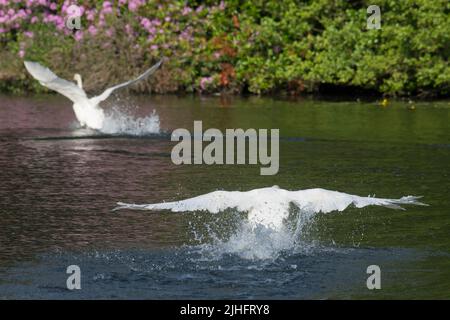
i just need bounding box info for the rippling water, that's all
[0,94,449,299]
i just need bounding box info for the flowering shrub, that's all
[0,0,448,96]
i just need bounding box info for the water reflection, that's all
[0,94,448,298]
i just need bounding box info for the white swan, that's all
[114,186,427,230]
[24,60,163,130]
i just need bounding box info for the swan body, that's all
[114,186,427,230]
[24,60,163,130]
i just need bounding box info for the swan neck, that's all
[74,74,83,89]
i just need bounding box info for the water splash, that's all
[187,207,319,261]
[99,105,160,136]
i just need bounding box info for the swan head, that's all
[74,74,83,89]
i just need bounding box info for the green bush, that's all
[0,0,448,96]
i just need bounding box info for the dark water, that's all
[0,94,449,299]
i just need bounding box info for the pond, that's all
[0,94,449,299]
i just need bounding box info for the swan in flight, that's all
[24,59,163,130]
[114,186,427,230]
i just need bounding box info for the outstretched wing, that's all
[24,61,87,103]
[114,190,251,213]
[288,188,427,213]
[114,187,427,230]
[115,187,427,214]
[90,59,163,105]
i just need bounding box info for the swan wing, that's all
[90,59,163,105]
[288,188,427,213]
[115,187,427,214]
[114,187,427,230]
[24,61,87,103]
[114,190,251,213]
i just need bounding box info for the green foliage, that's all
[0,0,448,96]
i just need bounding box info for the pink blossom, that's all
[128,0,143,12]
[88,25,97,36]
[16,9,27,18]
[53,15,63,25]
[182,6,192,15]
[102,1,113,14]
[56,21,65,30]
[18,49,25,58]
[102,7,114,14]
[180,29,192,41]
[141,17,151,29]
[128,2,137,11]
[86,9,96,21]
[98,13,105,26]
[200,76,213,90]
[74,30,83,41]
